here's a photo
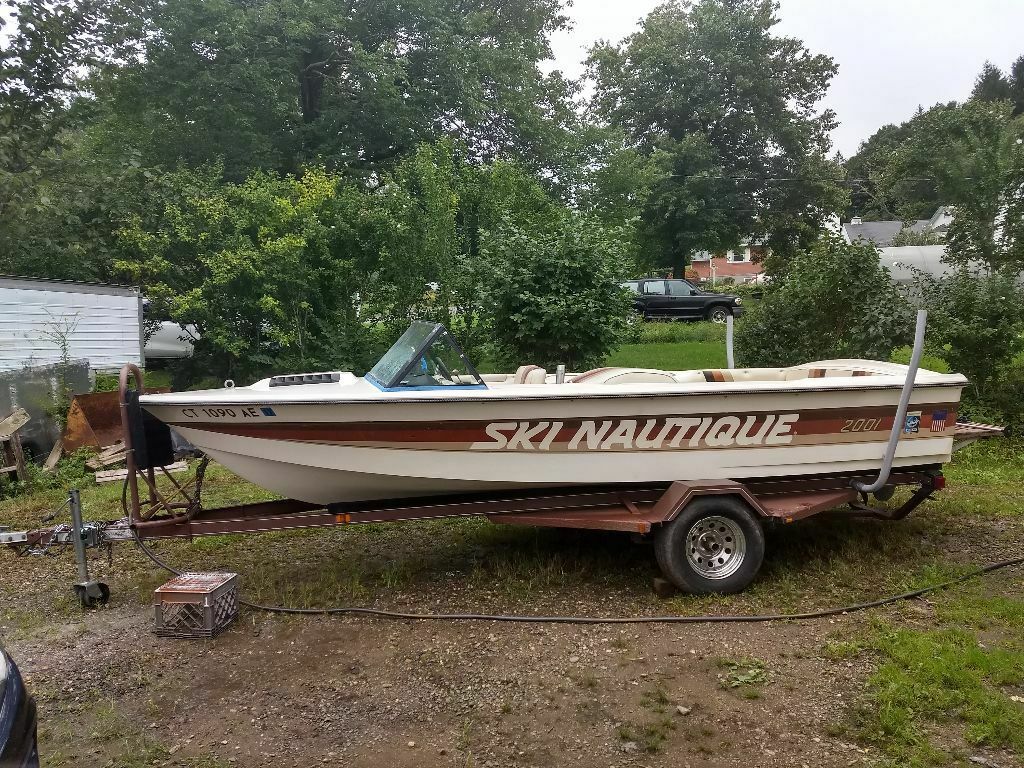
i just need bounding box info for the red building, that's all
[687,245,766,284]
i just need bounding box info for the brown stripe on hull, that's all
[167,403,958,451]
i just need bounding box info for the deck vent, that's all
[269,372,342,387]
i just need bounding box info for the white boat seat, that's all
[571,367,678,385]
[513,365,544,384]
[702,367,880,382]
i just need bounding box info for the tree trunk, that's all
[670,250,687,280]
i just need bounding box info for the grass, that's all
[605,320,728,370]
[852,604,1024,766]
[606,341,725,370]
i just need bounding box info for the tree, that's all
[0,0,106,272]
[890,226,944,247]
[1010,55,1024,116]
[586,0,845,277]
[971,61,1012,103]
[90,0,584,188]
[735,236,914,367]
[843,103,957,221]
[114,142,566,379]
[884,100,1024,272]
[481,215,634,371]
[915,268,1024,404]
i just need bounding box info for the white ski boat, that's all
[140,322,969,505]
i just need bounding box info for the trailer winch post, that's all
[69,488,110,607]
[852,309,928,494]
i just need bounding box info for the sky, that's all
[547,0,1024,158]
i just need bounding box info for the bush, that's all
[888,346,951,373]
[735,235,915,367]
[481,215,634,370]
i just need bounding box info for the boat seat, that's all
[698,367,880,383]
[510,365,548,384]
[784,367,876,381]
[571,367,678,385]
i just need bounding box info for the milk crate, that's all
[153,572,239,639]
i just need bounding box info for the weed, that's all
[640,685,671,712]
[822,638,868,661]
[716,658,771,692]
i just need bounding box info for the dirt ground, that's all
[17,595,879,768]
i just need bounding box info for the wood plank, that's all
[0,408,29,440]
[42,439,64,472]
[9,431,26,481]
[86,450,127,471]
[96,461,188,484]
[97,442,126,459]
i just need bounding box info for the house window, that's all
[691,250,712,262]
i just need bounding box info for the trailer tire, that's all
[654,496,765,594]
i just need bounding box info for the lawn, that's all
[606,341,725,370]
[605,320,728,370]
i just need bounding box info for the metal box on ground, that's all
[153,572,239,639]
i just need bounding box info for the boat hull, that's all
[148,384,962,505]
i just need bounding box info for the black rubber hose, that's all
[130,526,1024,625]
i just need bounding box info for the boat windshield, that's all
[366,322,486,390]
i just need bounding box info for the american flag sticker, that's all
[931,410,948,432]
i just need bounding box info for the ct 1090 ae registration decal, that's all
[469,414,799,451]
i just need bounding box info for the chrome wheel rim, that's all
[685,516,746,579]
[710,309,728,323]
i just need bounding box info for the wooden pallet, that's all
[0,408,29,482]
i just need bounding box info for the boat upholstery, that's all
[571,368,679,385]
[569,366,882,385]
[513,365,548,384]
[489,365,882,387]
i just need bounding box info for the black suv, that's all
[624,278,744,323]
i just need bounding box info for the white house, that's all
[0,276,145,373]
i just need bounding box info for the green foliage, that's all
[116,142,561,380]
[843,104,957,221]
[481,215,634,370]
[857,622,1024,765]
[889,226,944,247]
[735,236,914,367]
[887,346,951,374]
[914,268,1024,428]
[888,101,1024,272]
[89,0,583,187]
[971,60,1014,103]
[0,448,92,501]
[118,166,367,380]
[587,0,846,275]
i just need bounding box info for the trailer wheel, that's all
[654,496,765,594]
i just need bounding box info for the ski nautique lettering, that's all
[469,414,801,451]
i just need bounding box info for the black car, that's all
[624,278,744,323]
[0,643,39,768]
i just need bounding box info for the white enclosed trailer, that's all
[0,276,144,373]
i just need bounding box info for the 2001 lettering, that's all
[841,417,881,433]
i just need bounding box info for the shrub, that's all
[735,236,915,367]
[481,215,634,370]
